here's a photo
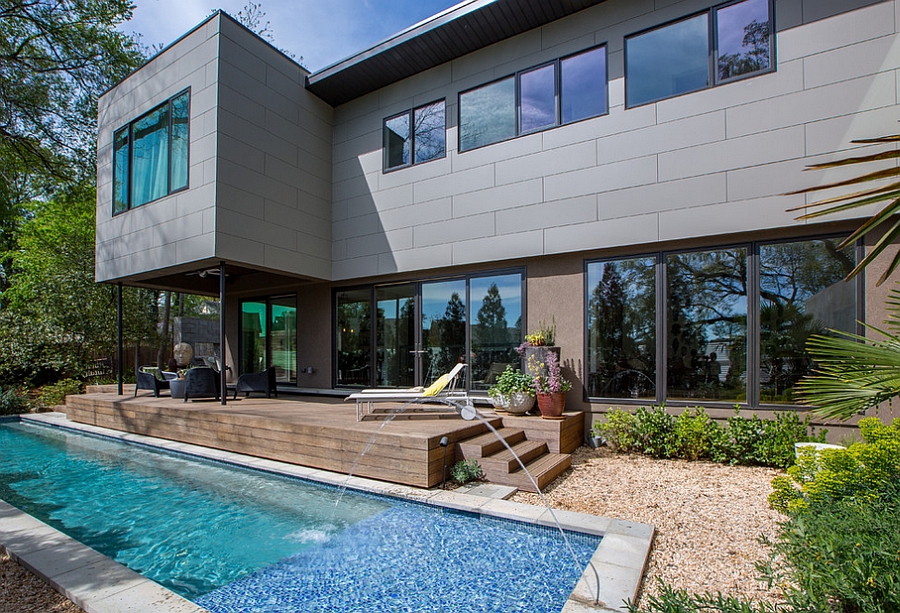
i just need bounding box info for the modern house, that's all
[96,0,900,432]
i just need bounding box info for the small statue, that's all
[173,342,193,368]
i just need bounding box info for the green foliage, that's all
[633,406,677,459]
[0,386,29,416]
[487,366,535,398]
[450,459,483,484]
[595,409,638,452]
[627,579,778,613]
[769,417,900,513]
[596,406,823,468]
[760,479,900,613]
[786,132,900,286]
[36,378,82,409]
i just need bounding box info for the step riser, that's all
[456,428,525,458]
[479,441,547,473]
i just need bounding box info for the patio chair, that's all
[346,363,470,420]
[233,367,278,400]
[183,367,220,402]
[135,366,174,398]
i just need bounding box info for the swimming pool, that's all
[0,419,603,612]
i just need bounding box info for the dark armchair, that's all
[183,367,221,402]
[135,366,171,398]
[233,367,278,400]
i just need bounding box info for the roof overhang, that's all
[306,0,609,106]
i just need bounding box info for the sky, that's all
[119,0,463,72]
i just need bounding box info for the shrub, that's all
[761,478,900,613]
[36,378,83,409]
[769,417,900,513]
[673,407,726,461]
[450,459,483,484]
[595,409,638,452]
[633,406,677,458]
[0,386,30,416]
[627,579,777,613]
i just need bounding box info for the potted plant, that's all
[529,349,571,419]
[517,319,560,378]
[488,366,536,415]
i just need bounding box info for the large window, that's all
[459,46,607,152]
[240,296,297,385]
[383,100,446,171]
[113,89,190,214]
[335,271,524,390]
[625,0,772,107]
[586,237,857,406]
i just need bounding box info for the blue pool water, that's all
[0,421,600,612]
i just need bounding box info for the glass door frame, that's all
[238,294,298,386]
[333,268,526,391]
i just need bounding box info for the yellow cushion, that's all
[422,373,451,397]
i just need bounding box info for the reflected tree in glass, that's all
[587,258,656,399]
[459,77,516,151]
[413,100,445,163]
[716,0,771,81]
[666,249,747,401]
[336,290,371,387]
[471,278,521,390]
[759,239,855,403]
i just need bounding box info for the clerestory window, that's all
[383,99,446,171]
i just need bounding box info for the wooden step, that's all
[503,453,572,493]
[479,439,548,475]
[456,427,525,459]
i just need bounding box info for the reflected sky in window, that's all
[561,46,607,124]
[520,64,556,133]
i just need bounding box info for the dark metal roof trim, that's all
[306,0,608,107]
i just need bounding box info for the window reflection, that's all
[626,13,709,107]
[459,77,516,151]
[470,274,523,390]
[384,113,410,169]
[113,128,129,215]
[414,100,445,164]
[561,46,607,124]
[376,285,416,388]
[759,239,855,404]
[587,258,656,399]
[666,249,747,401]
[131,105,169,207]
[336,289,372,387]
[170,91,190,191]
[520,64,557,133]
[716,0,771,82]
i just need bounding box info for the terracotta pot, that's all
[536,392,565,419]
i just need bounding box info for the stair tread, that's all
[483,453,571,493]
[457,428,525,458]
[479,440,547,472]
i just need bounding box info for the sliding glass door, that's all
[239,295,297,385]
[334,271,524,391]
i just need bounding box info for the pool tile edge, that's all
[0,500,207,613]
[15,412,655,612]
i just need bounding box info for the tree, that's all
[473,283,510,377]
[0,0,143,279]
[0,183,157,385]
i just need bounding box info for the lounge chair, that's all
[183,367,220,402]
[233,367,278,399]
[346,363,470,420]
[135,366,177,398]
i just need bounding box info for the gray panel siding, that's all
[96,19,220,284]
[96,13,334,284]
[330,0,900,280]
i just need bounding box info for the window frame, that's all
[584,235,862,409]
[112,88,191,216]
[382,98,446,173]
[458,44,608,153]
[624,0,774,108]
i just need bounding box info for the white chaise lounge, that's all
[346,363,470,420]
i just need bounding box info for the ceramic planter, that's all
[536,391,565,419]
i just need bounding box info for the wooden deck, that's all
[65,390,584,491]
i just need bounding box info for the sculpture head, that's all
[173,342,193,367]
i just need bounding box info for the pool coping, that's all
[1,412,654,613]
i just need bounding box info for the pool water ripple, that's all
[0,421,600,612]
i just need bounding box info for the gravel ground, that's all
[1,447,784,612]
[512,446,786,608]
[0,551,84,612]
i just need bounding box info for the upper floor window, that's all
[383,99,446,171]
[113,89,190,215]
[625,0,772,107]
[459,45,607,152]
